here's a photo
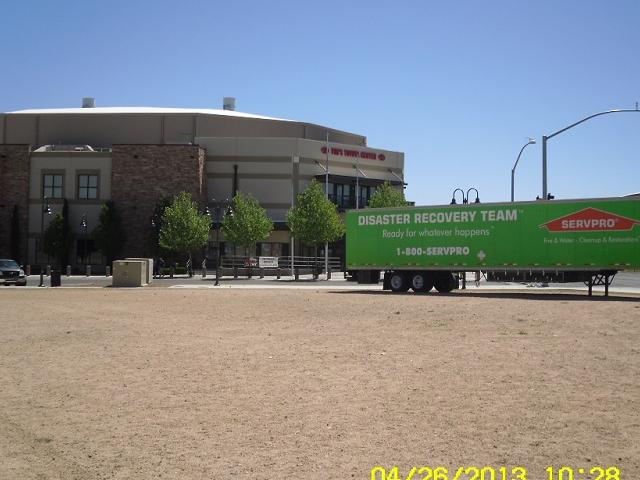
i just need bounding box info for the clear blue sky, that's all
[2,0,639,205]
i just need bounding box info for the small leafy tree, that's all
[367,181,407,208]
[43,213,70,266]
[287,180,345,269]
[42,200,73,266]
[159,191,211,264]
[221,192,273,257]
[93,201,126,266]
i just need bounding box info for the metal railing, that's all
[220,255,341,270]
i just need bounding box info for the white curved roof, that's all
[6,106,294,122]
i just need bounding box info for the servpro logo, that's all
[539,208,640,232]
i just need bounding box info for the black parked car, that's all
[0,259,27,286]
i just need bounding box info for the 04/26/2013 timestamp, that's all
[370,466,621,480]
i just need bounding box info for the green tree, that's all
[287,180,345,267]
[42,213,69,265]
[42,200,73,266]
[367,181,407,208]
[159,192,211,264]
[221,192,273,257]
[93,201,126,266]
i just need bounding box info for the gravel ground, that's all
[0,289,638,479]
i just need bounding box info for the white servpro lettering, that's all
[426,246,470,256]
[561,218,616,229]
[358,213,411,226]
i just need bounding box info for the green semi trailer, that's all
[345,196,640,296]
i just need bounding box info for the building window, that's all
[357,185,372,207]
[257,243,283,257]
[43,174,63,198]
[78,174,98,199]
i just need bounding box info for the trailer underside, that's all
[353,268,618,297]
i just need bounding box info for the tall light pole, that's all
[511,138,536,202]
[542,106,640,199]
[316,133,331,279]
[39,197,52,287]
[324,132,329,277]
[80,213,88,266]
[354,164,367,209]
[207,198,232,286]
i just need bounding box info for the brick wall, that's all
[0,145,30,262]
[111,145,206,258]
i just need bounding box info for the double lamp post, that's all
[204,198,233,286]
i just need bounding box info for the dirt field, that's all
[1,289,639,479]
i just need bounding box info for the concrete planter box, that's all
[112,260,147,287]
[125,258,153,284]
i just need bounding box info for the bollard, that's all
[462,272,466,289]
[26,264,31,276]
[259,268,264,279]
[248,267,252,279]
[86,264,91,277]
[276,268,281,280]
[105,265,111,277]
[327,267,332,280]
[170,266,174,278]
[66,265,71,276]
[234,267,238,279]
[294,268,299,281]
[39,270,44,287]
[46,265,51,276]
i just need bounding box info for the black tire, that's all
[434,273,457,293]
[388,272,409,293]
[410,272,433,293]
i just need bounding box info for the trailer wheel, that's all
[434,273,457,293]
[389,272,409,293]
[410,272,433,293]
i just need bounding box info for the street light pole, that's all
[81,213,88,267]
[450,188,465,205]
[542,106,640,199]
[354,164,367,209]
[324,132,329,278]
[511,138,536,202]
[39,197,52,287]
[207,198,231,286]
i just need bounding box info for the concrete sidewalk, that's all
[12,271,640,296]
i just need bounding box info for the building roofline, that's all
[4,106,293,121]
[1,106,366,143]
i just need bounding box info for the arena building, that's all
[0,97,405,269]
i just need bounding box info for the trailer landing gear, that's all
[585,272,616,297]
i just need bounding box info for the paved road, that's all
[11,271,640,295]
